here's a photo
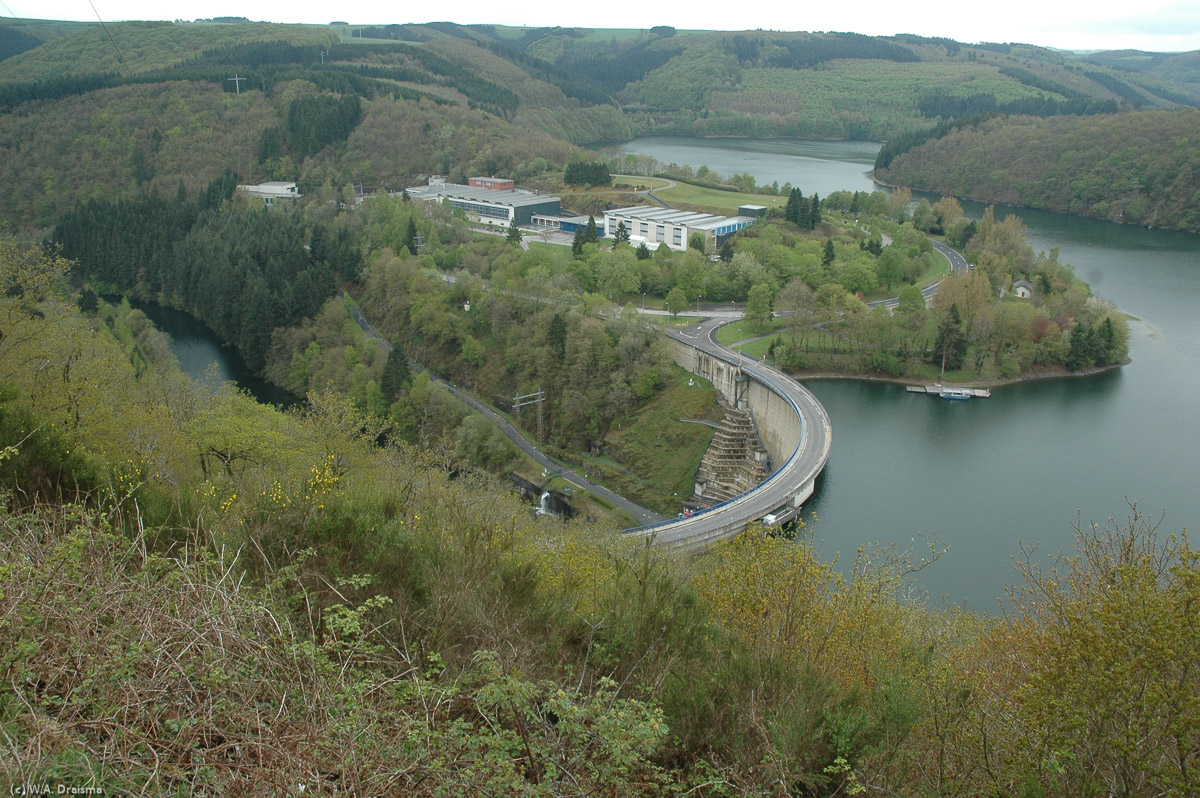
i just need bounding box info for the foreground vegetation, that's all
[2,235,1196,795]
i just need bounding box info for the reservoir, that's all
[617,136,1200,609]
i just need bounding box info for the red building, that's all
[468,176,515,190]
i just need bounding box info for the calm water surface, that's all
[131,301,296,408]
[621,136,1200,609]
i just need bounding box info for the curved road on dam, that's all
[628,320,832,551]
[632,239,964,550]
[351,234,966,550]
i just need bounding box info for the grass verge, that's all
[584,366,723,515]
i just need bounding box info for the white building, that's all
[603,206,757,252]
[236,181,301,206]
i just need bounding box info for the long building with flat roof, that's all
[405,183,561,227]
[603,206,756,252]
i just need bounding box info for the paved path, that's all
[868,238,969,309]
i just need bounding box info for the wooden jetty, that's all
[906,385,991,399]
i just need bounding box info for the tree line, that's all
[51,176,357,373]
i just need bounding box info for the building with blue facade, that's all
[529,213,604,236]
[602,206,757,252]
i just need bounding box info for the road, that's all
[343,294,665,526]
[868,238,970,309]
[627,237,969,548]
[345,231,972,545]
[441,385,665,526]
[625,319,832,549]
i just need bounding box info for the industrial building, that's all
[405,183,561,227]
[602,206,757,252]
[468,176,515,190]
[529,213,604,236]
[236,181,301,206]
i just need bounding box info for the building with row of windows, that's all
[404,181,561,227]
[529,213,605,236]
[236,181,301,206]
[602,206,759,252]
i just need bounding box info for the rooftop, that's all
[406,182,557,208]
[606,206,755,231]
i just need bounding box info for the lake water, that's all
[617,136,1200,610]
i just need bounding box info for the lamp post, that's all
[642,292,646,310]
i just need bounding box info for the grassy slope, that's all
[575,365,722,515]
[709,59,1050,130]
[656,182,786,213]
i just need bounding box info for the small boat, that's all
[939,388,971,400]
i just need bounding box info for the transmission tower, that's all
[513,389,546,441]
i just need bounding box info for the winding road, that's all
[624,319,832,550]
[347,231,971,550]
[343,294,665,526]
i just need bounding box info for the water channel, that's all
[130,301,297,409]
[616,136,1200,609]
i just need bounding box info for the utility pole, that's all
[513,388,546,441]
[319,49,326,64]
[228,73,246,95]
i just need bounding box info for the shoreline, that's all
[871,174,1200,236]
[790,359,1128,391]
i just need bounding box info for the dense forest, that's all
[4,19,1200,231]
[876,109,1200,231]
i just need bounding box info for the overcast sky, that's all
[6,0,1200,53]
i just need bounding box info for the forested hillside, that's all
[2,18,1198,794]
[3,19,1200,231]
[876,109,1200,231]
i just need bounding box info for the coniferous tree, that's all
[933,302,968,371]
[381,344,411,404]
[784,187,804,224]
[403,217,419,255]
[796,195,812,229]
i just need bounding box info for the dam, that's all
[628,320,832,552]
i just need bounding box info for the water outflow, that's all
[537,491,552,516]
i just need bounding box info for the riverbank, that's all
[872,173,1200,235]
[792,359,1128,391]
